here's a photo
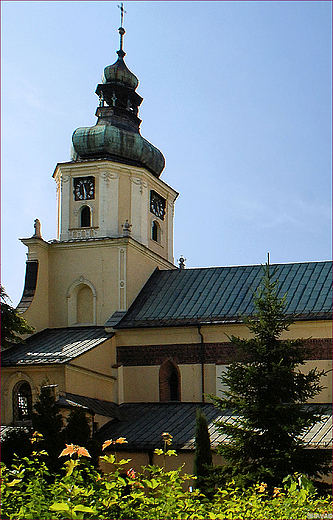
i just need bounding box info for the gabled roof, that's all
[1,327,113,367]
[96,402,332,450]
[112,261,332,329]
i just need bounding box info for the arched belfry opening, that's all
[80,206,91,227]
[151,220,161,243]
[159,360,181,402]
[12,380,32,423]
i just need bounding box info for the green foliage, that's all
[212,262,331,488]
[1,286,35,350]
[0,428,33,468]
[64,407,101,467]
[1,441,331,519]
[32,385,65,474]
[65,408,91,447]
[193,407,213,497]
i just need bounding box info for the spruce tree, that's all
[213,262,331,488]
[193,408,213,496]
[64,407,101,467]
[32,385,65,473]
[65,407,91,447]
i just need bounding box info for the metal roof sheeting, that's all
[1,327,113,367]
[96,403,332,450]
[114,262,332,329]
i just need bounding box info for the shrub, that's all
[1,435,331,519]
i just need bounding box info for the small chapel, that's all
[1,16,332,472]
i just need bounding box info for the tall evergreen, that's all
[32,385,65,473]
[65,407,91,446]
[64,407,101,467]
[213,262,331,488]
[193,408,213,496]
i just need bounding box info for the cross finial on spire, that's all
[118,3,126,29]
[117,3,126,57]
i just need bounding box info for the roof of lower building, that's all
[96,402,332,450]
[64,393,123,420]
[110,261,332,329]
[1,327,113,367]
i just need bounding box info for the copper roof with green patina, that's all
[113,261,332,329]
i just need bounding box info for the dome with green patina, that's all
[103,56,139,90]
[71,27,165,177]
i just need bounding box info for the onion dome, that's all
[71,24,165,177]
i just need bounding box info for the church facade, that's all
[1,22,332,470]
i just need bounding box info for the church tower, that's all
[17,18,178,332]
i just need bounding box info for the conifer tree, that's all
[193,408,213,496]
[65,407,91,447]
[213,262,331,488]
[64,407,101,467]
[32,385,65,473]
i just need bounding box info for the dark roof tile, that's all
[96,403,332,450]
[114,262,332,329]
[1,327,113,367]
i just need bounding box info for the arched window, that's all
[159,360,181,402]
[12,381,32,422]
[80,206,91,227]
[152,220,160,243]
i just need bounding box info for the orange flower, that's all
[257,482,267,493]
[115,437,128,444]
[102,439,113,451]
[273,487,281,497]
[127,468,136,479]
[59,444,91,458]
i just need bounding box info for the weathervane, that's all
[117,3,127,56]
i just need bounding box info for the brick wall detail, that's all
[117,338,332,366]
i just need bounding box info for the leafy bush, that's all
[1,433,332,519]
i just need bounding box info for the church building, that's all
[1,19,332,471]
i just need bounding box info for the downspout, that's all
[197,324,205,403]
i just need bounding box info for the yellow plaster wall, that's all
[204,364,216,400]
[21,238,176,331]
[117,168,132,235]
[191,321,331,344]
[300,360,332,403]
[113,320,332,348]
[122,366,159,402]
[283,321,332,339]
[1,366,65,424]
[115,326,201,347]
[48,241,119,327]
[70,338,116,376]
[180,364,202,402]
[65,365,116,402]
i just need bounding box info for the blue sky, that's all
[1,1,332,306]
